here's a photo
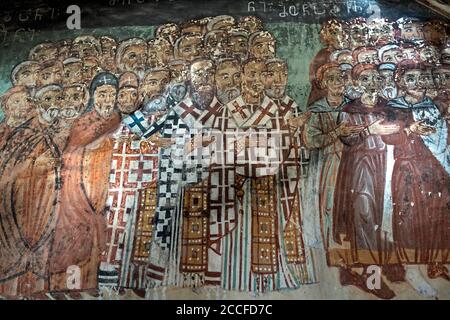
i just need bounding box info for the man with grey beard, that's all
[378,63,398,100]
[145,57,220,289]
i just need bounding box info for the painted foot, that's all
[427,263,450,282]
[383,264,406,282]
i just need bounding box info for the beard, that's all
[169,83,188,102]
[119,103,138,115]
[265,86,286,99]
[344,85,363,100]
[38,107,57,124]
[95,104,114,119]
[381,86,398,100]
[142,95,167,116]
[217,87,240,104]
[191,85,215,110]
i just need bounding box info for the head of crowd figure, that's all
[314,16,449,105]
[2,14,449,143]
[2,14,280,134]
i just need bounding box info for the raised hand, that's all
[408,120,436,136]
[147,133,174,148]
[288,111,312,130]
[185,134,216,153]
[335,122,365,137]
[368,119,400,135]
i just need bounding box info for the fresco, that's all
[0,1,449,300]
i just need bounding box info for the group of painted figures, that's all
[305,17,449,299]
[0,14,448,299]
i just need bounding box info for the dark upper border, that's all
[0,0,445,32]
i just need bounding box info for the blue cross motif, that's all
[99,75,110,85]
[124,110,149,137]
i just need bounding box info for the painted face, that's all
[190,60,215,108]
[379,69,398,99]
[81,58,101,84]
[399,69,426,99]
[228,34,248,62]
[216,60,241,104]
[321,67,345,96]
[242,60,266,98]
[15,64,40,87]
[369,21,394,45]
[263,62,288,99]
[117,87,139,114]
[38,89,63,124]
[356,69,382,95]
[140,71,170,101]
[147,39,174,68]
[357,50,379,65]
[381,49,404,64]
[71,41,100,59]
[433,68,450,91]
[99,38,117,72]
[61,86,86,119]
[32,45,58,63]
[341,68,361,99]
[190,60,215,91]
[400,22,424,42]
[4,91,35,127]
[424,23,445,45]
[177,35,204,62]
[441,47,450,65]
[326,24,349,50]
[419,46,440,64]
[379,69,395,87]
[249,35,275,60]
[402,47,417,60]
[94,84,117,119]
[121,44,147,73]
[205,31,229,60]
[57,42,72,61]
[63,62,83,85]
[349,23,369,48]
[37,64,63,86]
[420,69,437,98]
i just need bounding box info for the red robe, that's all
[387,108,450,265]
[49,110,120,290]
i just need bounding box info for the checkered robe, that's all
[98,112,159,290]
[145,96,216,288]
[218,95,317,293]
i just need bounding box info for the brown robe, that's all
[48,110,120,291]
[0,118,61,296]
[387,108,450,265]
[332,99,397,267]
[0,122,12,150]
